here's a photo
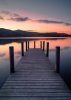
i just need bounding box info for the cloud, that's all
[0,10,71,26]
[0,11,20,17]
[0,10,30,22]
[64,23,71,26]
[36,19,71,26]
[0,16,4,20]
[10,17,30,22]
[0,11,11,15]
[36,19,62,24]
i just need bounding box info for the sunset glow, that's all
[0,0,71,34]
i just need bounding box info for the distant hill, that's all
[0,28,71,37]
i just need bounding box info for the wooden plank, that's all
[0,97,71,100]
[0,48,71,100]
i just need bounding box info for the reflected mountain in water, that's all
[0,37,68,45]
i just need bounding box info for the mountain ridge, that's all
[0,28,71,37]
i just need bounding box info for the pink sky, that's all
[0,10,71,34]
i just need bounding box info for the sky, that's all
[0,0,71,34]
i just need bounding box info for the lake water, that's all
[0,37,71,89]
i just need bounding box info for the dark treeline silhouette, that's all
[0,28,71,37]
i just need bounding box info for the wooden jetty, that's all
[0,45,71,99]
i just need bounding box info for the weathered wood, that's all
[43,41,45,51]
[26,41,28,51]
[21,42,24,56]
[40,41,42,49]
[0,49,71,100]
[28,41,29,49]
[46,42,49,57]
[9,46,15,73]
[34,41,36,48]
[56,47,60,73]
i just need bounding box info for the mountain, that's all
[0,28,71,37]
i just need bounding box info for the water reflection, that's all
[0,37,71,89]
[60,48,71,89]
[0,53,6,57]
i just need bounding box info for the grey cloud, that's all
[65,23,71,26]
[36,19,71,26]
[0,10,30,22]
[1,10,71,25]
[10,17,30,22]
[37,20,63,24]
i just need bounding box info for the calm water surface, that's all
[0,37,71,89]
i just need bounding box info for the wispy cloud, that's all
[36,19,71,26]
[0,10,30,22]
[0,11,20,17]
[0,10,71,26]
[0,11,11,15]
[0,16,4,20]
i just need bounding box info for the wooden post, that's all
[34,41,36,48]
[46,42,49,57]
[28,41,29,49]
[43,41,45,51]
[40,41,42,49]
[56,47,60,73]
[26,41,28,51]
[9,46,15,73]
[21,42,24,56]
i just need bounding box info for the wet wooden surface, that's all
[0,49,71,100]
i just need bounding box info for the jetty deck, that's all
[0,48,71,100]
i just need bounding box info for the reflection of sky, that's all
[0,42,21,87]
[49,45,71,88]
[47,38,71,88]
[60,47,71,88]
[0,38,71,88]
[0,38,71,67]
[0,0,71,34]
[0,53,6,57]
